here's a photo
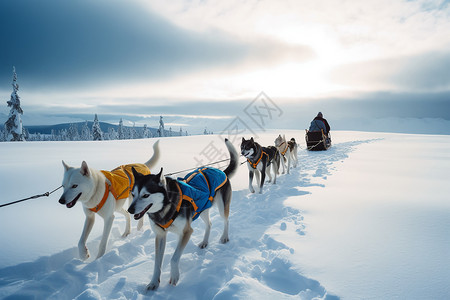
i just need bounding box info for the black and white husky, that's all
[128,139,238,290]
[241,137,280,194]
[274,134,298,174]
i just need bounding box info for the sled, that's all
[305,129,331,151]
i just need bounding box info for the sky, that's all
[1,0,450,131]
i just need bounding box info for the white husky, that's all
[274,134,298,174]
[58,141,160,260]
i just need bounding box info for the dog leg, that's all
[259,167,265,194]
[78,213,95,260]
[293,149,298,168]
[147,233,166,291]
[118,207,131,238]
[217,191,230,244]
[287,150,291,174]
[281,156,286,174]
[137,218,144,231]
[248,170,255,193]
[169,226,193,286]
[266,164,272,183]
[198,210,211,249]
[273,161,278,184]
[97,215,115,259]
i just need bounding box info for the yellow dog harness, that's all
[89,164,151,213]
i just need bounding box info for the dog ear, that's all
[157,167,166,186]
[250,137,254,142]
[62,160,71,171]
[242,137,245,143]
[80,161,90,177]
[131,167,141,179]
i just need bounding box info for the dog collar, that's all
[156,182,186,229]
[89,182,109,213]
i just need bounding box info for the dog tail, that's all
[144,140,160,169]
[223,138,238,178]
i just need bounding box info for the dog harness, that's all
[156,167,228,228]
[247,150,269,169]
[89,164,151,213]
[278,141,289,156]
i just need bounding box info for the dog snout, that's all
[58,197,65,204]
[127,205,135,214]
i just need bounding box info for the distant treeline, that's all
[0,120,187,142]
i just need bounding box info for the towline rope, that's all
[0,185,63,208]
[165,155,247,177]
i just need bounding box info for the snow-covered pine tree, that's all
[158,116,165,137]
[169,127,172,137]
[107,127,117,140]
[118,118,124,140]
[59,129,68,141]
[130,122,136,139]
[142,124,150,138]
[4,67,25,141]
[81,121,91,140]
[68,123,80,141]
[179,127,183,136]
[92,114,103,141]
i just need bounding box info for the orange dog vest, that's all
[89,164,151,213]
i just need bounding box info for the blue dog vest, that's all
[177,167,227,220]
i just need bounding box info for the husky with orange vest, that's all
[274,134,298,174]
[127,139,238,290]
[58,140,160,260]
[241,137,280,194]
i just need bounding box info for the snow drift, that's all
[0,130,449,299]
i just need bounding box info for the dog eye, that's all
[142,194,150,198]
[72,184,78,188]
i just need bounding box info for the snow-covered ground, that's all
[0,130,449,299]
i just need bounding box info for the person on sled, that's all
[308,112,331,146]
[308,112,330,134]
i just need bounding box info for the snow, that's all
[0,130,449,299]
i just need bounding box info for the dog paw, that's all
[220,236,229,244]
[146,280,160,291]
[169,273,179,286]
[121,232,130,238]
[79,246,90,260]
[198,241,208,249]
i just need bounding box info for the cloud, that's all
[329,51,450,92]
[0,0,244,90]
[0,0,314,94]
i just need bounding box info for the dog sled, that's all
[305,129,331,151]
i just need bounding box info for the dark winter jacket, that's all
[309,117,330,134]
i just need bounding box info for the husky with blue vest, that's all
[241,137,280,194]
[58,141,160,260]
[128,139,238,290]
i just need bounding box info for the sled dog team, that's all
[58,134,298,290]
